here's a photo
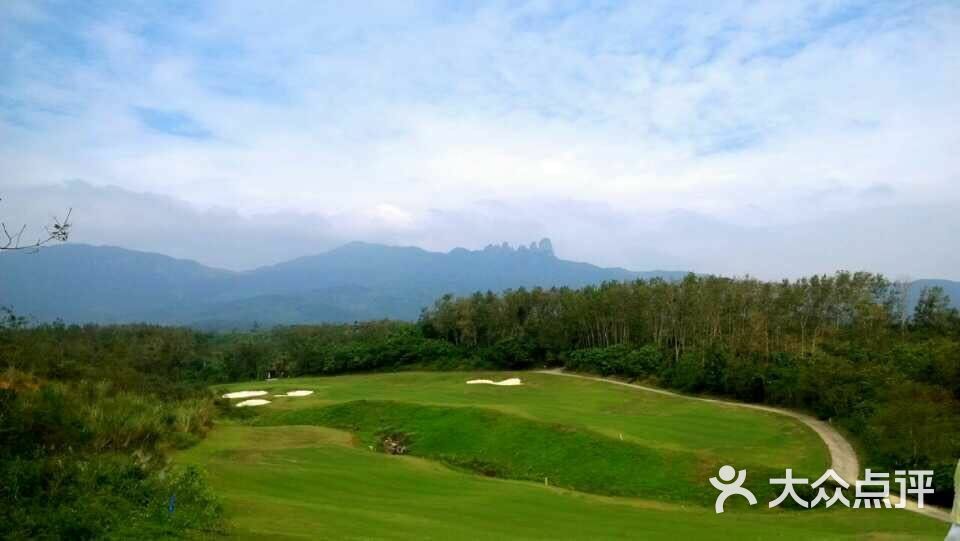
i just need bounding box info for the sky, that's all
[1,1,958,278]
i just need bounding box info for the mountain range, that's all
[0,239,687,328]
[2,240,956,329]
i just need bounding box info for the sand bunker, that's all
[273,390,314,397]
[236,399,270,407]
[466,378,523,386]
[222,390,268,399]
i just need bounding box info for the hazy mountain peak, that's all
[481,238,555,257]
[0,241,686,327]
[537,238,554,255]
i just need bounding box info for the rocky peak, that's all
[482,238,554,257]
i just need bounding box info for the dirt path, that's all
[535,369,951,523]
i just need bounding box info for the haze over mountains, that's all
[2,240,956,329]
[0,239,687,328]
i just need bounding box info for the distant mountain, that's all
[0,240,686,327]
[239,240,677,298]
[908,279,960,311]
[0,244,237,323]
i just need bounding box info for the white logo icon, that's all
[710,465,757,513]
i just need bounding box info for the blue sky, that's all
[1,1,958,277]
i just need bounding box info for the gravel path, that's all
[535,369,951,523]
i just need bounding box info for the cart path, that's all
[535,369,951,523]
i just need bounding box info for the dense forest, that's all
[2,271,959,537]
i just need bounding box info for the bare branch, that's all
[0,197,72,251]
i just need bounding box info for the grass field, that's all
[176,372,945,539]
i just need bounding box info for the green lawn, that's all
[176,372,945,539]
[218,371,827,474]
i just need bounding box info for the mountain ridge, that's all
[0,239,687,327]
[3,241,955,329]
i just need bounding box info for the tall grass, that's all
[0,370,223,539]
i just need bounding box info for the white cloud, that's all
[1,1,958,276]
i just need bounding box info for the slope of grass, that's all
[177,424,945,540]
[189,372,947,538]
[217,371,828,476]
[263,400,698,503]
[261,400,796,506]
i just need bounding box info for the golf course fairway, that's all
[177,372,946,539]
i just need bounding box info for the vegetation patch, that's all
[179,423,945,540]
[259,400,792,506]
[378,430,413,455]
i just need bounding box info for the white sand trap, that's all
[222,390,268,399]
[466,377,523,386]
[236,399,270,407]
[273,390,314,397]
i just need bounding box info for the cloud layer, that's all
[1,1,958,277]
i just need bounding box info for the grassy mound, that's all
[219,371,829,477]
[184,373,945,538]
[259,400,790,506]
[178,423,946,540]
